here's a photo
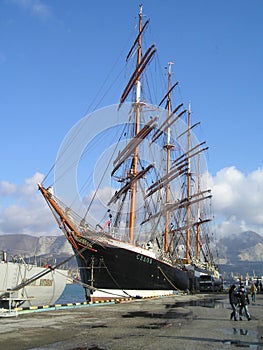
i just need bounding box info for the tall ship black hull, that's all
[72,234,189,301]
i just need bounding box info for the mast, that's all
[164,62,174,253]
[196,152,201,259]
[128,4,143,244]
[185,102,191,262]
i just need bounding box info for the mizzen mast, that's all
[185,102,191,262]
[196,152,201,260]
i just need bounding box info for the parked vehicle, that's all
[199,274,223,292]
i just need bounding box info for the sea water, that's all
[56,283,86,304]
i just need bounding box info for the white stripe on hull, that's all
[89,289,176,302]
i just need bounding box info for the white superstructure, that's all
[0,259,68,308]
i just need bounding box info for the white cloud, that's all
[1,167,263,238]
[0,173,59,236]
[0,181,17,195]
[21,172,44,196]
[211,166,263,237]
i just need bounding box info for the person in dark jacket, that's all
[229,284,238,321]
[237,286,251,321]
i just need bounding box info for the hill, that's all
[0,231,262,277]
[0,234,75,267]
[216,231,263,277]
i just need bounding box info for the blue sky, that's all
[1,0,263,238]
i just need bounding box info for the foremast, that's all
[117,4,156,244]
[128,4,143,245]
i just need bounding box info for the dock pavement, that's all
[0,292,262,350]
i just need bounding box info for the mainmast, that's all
[128,4,143,244]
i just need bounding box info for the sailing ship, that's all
[39,5,219,302]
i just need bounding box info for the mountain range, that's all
[0,231,262,278]
[0,234,74,267]
[216,230,263,278]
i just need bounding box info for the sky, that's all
[0,0,263,239]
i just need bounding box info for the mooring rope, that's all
[56,270,133,299]
[101,259,133,298]
[157,266,183,293]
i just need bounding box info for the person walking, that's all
[250,282,257,302]
[238,286,251,321]
[229,284,238,321]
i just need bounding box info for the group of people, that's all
[229,283,253,321]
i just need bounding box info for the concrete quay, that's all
[0,293,262,350]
